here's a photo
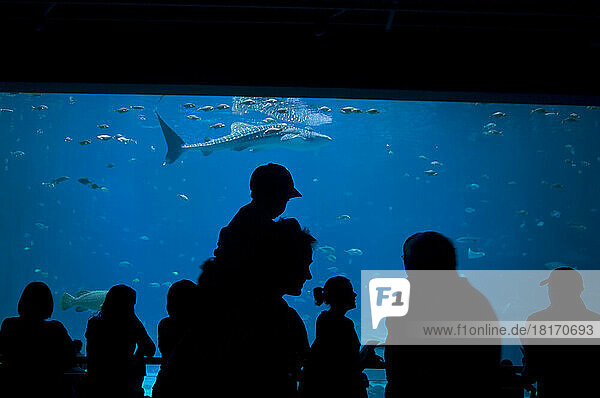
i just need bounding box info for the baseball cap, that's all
[539,266,583,290]
[250,163,301,198]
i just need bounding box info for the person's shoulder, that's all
[527,308,550,322]
[0,316,21,331]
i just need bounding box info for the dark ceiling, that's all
[0,1,599,99]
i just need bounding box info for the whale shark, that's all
[156,112,333,165]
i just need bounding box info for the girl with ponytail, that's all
[300,276,370,398]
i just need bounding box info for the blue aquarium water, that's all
[0,92,599,392]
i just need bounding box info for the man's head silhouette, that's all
[540,266,584,307]
[403,231,457,271]
[250,163,301,219]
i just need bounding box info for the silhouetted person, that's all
[213,163,301,286]
[85,285,155,398]
[152,279,197,398]
[300,276,370,398]
[521,267,600,397]
[499,359,536,398]
[384,232,501,398]
[224,217,314,398]
[0,282,76,397]
[157,279,198,365]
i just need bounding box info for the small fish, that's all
[216,104,230,110]
[178,194,189,201]
[366,108,380,114]
[10,151,25,157]
[78,178,92,185]
[265,98,278,104]
[550,210,561,218]
[551,183,564,189]
[340,106,361,114]
[567,223,587,231]
[456,236,480,243]
[424,170,438,176]
[482,129,503,136]
[263,117,275,123]
[562,116,578,123]
[517,210,528,216]
[468,248,486,259]
[106,163,115,168]
[344,248,363,256]
[44,176,70,187]
[336,214,351,221]
[130,105,145,110]
[418,155,428,160]
[317,246,336,254]
[89,183,100,189]
[465,207,476,214]
[96,134,112,141]
[79,139,92,145]
[276,108,289,113]
[116,136,136,144]
[199,105,215,111]
[119,260,132,267]
[182,102,196,109]
[536,221,545,227]
[483,122,496,129]
[240,99,256,105]
[149,283,161,288]
[34,222,48,230]
[326,254,337,262]
[172,271,179,276]
[132,278,141,283]
[186,114,201,120]
[64,137,72,142]
[264,127,283,135]
[467,183,480,190]
[430,161,443,166]
[116,107,129,113]
[210,123,225,129]
[97,124,110,129]
[32,104,48,111]
[531,107,548,114]
[0,108,14,112]
[99,187,109,192]
[139,235,150,241]
[490,111,506,118]
[507,181,517,185]
[318,106,331,112]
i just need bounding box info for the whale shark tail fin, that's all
[156,111,185,165]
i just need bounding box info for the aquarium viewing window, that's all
[1,86,599,394]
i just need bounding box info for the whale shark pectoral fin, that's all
[281,134,300,141]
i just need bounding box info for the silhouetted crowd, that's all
[0,163,596,398]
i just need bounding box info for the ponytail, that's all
[313,287,325,306]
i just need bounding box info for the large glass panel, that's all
[1,92,598,393]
